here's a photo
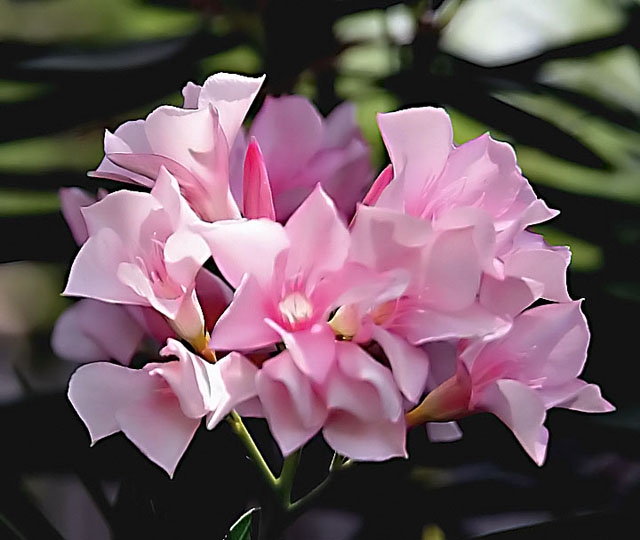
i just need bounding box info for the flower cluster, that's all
[57,72,613,477]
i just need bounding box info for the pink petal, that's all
[93,120,154,187]
[393,302,508,344]
[349,205,432,288]
[156,339,217,418]
[332,341,403,422]
[255,351,327,455]
[426,422,463,442]
[201,218,289,288]
[251,95,323,186]
[242,138,276,220]
[371,326,430,403]
[116,394,200,477]
[537,380,614,413]
[323,411,407,461]
[81,189,158,241]
[209,274,280,351]
[362,165,393,206]
[322,101,360,147]
[375,107,453,211]
[59,188,95,245]
[68,362,156,443]
[265,321,336,384]
[182,81,201,109]
[422,220,489,312]
[479,274,544,319]
[64,228,143,306]
[196,73,265,146]
[284,185,350,286]
[52,299,144,365]
[477,379,549,466]
[486,301,589,385]
[163,230,211,288]
[503,246,572,303]
[206,351,259,428]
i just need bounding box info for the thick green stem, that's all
[276,450,301,506]
[226,411,277,490]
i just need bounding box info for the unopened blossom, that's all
[229,95,373,221]
[63,168,211,342]
[69,339,258,476]
[92,73,265,222]
[406,302,614,465]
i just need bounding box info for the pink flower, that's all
[63,168,211,341]
[68,339,258,476]
[229,96,373,222]
[252,342,406,460]
[92,73,265,222]
[372,107,556,242]
[406,302,614,465]
[204,184,383,384]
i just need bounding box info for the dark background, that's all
[1,1,639,538]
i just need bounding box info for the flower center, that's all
[279,292,313,326]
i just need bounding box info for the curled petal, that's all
[477,379,549,466]
[256,351,327,455]
[371,326,429,403]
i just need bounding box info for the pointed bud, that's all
[362,164,393,206]
[242,138,276,220]
[405,361,472,426]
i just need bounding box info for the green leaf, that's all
[225,508,259,540]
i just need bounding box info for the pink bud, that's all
[362,164,393,206]
[242,138,276,220]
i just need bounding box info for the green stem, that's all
[276,450,301,506]
[226,411,277,490]
[288,452,356,515]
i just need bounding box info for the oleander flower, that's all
[93,73,265,222]
[406,302,614,465]
[68,339,258,476]
[203,184,387,384]
[63,168,211,341]
[229,95,372,222]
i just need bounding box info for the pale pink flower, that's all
[406,302,614,465]
[68,339,258,476]
[372,107,556,242]
[203,185,384,384]
[63,168,211,341]
[92,73,265,222]
[364,107,570,314]
[229,96,373,221]
[250,342,406,460]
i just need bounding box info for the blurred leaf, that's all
[226,507,259,540]
[0,190,60,216]
[440,0,626,67]
[0,80,49,103]
[0,0,199,44]
[200,45,262,76]
[0,132,102,173]
[540,46,640,115]
[20,36,194,72]
[475,510,631,539]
